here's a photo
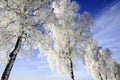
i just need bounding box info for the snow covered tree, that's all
[37,0,92,80]
[80,36,120,80]
[0,0,54,80]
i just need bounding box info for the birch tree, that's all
[0,0,54,80]
[37,0,93,80]
[79,36,120,80]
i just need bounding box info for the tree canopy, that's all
[0,0,54,62]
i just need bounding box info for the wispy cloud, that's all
[92,1,120,62]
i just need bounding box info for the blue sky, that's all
[0,0,120,80]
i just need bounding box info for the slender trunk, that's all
[69,58,75,80]
[99,73,103,80]
[1,36,22,80]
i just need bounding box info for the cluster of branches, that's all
[79,38,120,80]
[0,0,120,80]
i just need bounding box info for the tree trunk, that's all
[1,36,22,80]
[69,58,75,80]
[99,73,103,80]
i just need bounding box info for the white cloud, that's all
[92,1,120,62]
